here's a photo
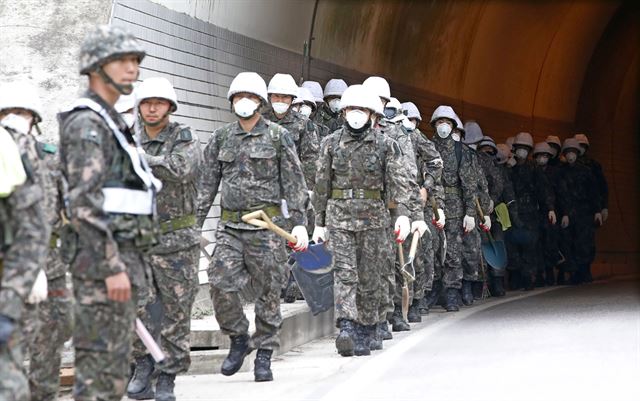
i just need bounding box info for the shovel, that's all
[475,199,508,270]
[241,210,332,272]
[430,197,446,265]
[398,231,419,322]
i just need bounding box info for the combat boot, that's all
[472,281,484,300]
[418,297,429,315]
[389,305,410,332]
[369,322,383,350]
[221,334,253,376]
[335,319,355,357]
[254,349,274,382]
[522,274,535,291]
[283,274,301,303]
[155,373,176,401]
[379,321,393,340]
[407,299,422,323]
[582,264,593,283]
[489,276,505,297]
[461,280,474,306]
[353,323,371,356]
[445,288,460,312]
[127,355,155,400]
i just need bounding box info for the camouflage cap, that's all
[79,25,146,75]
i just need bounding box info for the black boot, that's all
[283,274,301,303]
[127,355,155,400]
[254,349,274,382]
[418,297,430,315]
[379,321,393,340]
[221,334,253,376]
[424,280,442,308]
[489,276,505,297]
[445,288,460,312]
[353,323,371,356]
[522,274,535,291]
[472,281,483,300]
[335,319,355,357]
[155,373,176,401]
[582,264,593,283]
[407,299,422,323]
[461,280,474,306]
[389,305,410,332]
[545,267,555,286]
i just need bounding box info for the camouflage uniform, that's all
[131,121,202,375]
[314,104,344,138]
[538,157,566,285]
[23,142,74,401]
[0,126,48,401]
[59,90,155,401]
[314,126,411,326]
[197,117,307,350]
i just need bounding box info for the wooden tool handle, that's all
[242,210,298,243]
[475,197,485,220]
[397,242,405,266]
[430,197,440,220]
[408,231,420,259]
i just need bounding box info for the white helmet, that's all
[227,72,268,103]
[340,84,378,113]
[463,121,483,144]
[362,76,391,101]
[115,93,135,113]
[0,81,44,123]
[574,133,590,147]
[453,114,464,133]
[402,102,422,121]
[385,97,403,121]
[323,78,348,98]
[301,81,324,103]
[430,105,458,127]
[297,86,317,108]
[267,73,299,97]
[514,132,534,149]
[135,77,178,112]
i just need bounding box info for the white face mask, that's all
[452,132,460,141]
[121,113,135,129]
[469,144,477,150]
[1,113,32,135]
[291,104,300,113]
[515,148,529,160]
[436,122,452,139]
[565,152,577,164]
[233,97,259,119]
[271,102,290,115]
[299,104,313,118]
[402,118,416,131]
[345,109,369,130]
[328,98,341,113]
[536,155,549,166]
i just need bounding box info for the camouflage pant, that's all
[377,227,396,322]
[442,216,464,289]
[72,273,139,401]
[133,246,199,374]
[329,228,385,326]
[0,323,29,401]
[560,212,596,272]
[461,226,482,282]
[23,276,73,401]
[209,227,287,350]
[428,221,445,290]
[540,218,562,270]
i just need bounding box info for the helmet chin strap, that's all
[98,67,134,95]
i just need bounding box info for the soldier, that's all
[429,106,477,311]
[317,79,347,135]
[312,84,412,357]
[0,82,49,401]
[507,132,556,290]
[197,72,309,382]
[545,135,563,168]
[58,25,160,401]
[297,86,331,140]
[126,77,202,401]
[301,80,325,112]
[559,139,602,285]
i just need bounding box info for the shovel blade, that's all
[481,239,508,270]
[291,242,333,273]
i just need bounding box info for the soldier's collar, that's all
[234,116,268,136]
[140,122,174,144]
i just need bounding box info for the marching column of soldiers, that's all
[0,25,609,401]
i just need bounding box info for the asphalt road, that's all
[169,277,640,401]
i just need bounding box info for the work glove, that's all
[419,188,428,206]
[432,208,446,229]
[463,215,475,233]
[479,215,491,232]
[312,226,327,243]
[290,225,309,251]
[594,212,603,226]
[488,199,495,214]
[0,315,16,346]
[601,208,608,223]
[411,220,430,238]
[561,215,570,228]
[548,210,557,225]
[307,190,315,204]
[27,269,48,304]
[394,216,411,242]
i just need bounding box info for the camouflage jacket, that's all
[468,147,492,214]
[432,136,477,219]
[314,126,412,231]
[263,107,319,190]
[476,151,504,206]
[539,161,568,216]
[0,126,48,321]
[510,160,554,216]
[58,90,153,285]
[141,121,203,254]
[197,117,308,230]
[578,154,607,209]
[558,161,600,218]
[314,104,344,138]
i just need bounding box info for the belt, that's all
[331,189,382,200]
[49,232,59,249]
[444,186,462,195]
[160,214,196,234]
[221,205,281,223]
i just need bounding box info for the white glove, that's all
[561,215,570,228]
[290,225,309,251]
[411,220,430,238]
[488,199,495,214]
[27,269,48,304]
[479,215,491,232]
[394,216,411,242]
[463,215,475,233]
[312,226,327,243]
[594,213,603,226]
[548,210,557,225]
[601,208,608,223]
[433,208,446,229]
[307,190,315,204]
